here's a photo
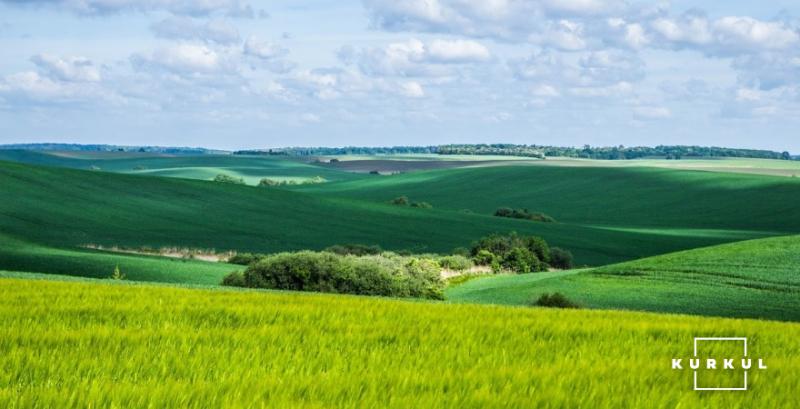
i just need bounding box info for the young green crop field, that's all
[1,277,798,409]
[447,235,800,321]
[2,159,776,271]
[0,149,363,185]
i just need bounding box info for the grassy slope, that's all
[447,235,800,321]
[295,165,800,232]
[1,277,798,408]
[0,234,235,284]
[1,160,756,272]
[0,150,361,184]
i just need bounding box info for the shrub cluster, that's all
[225,251,444,300]
[258,176,325,187]
[437,255,473,271]
[470,232,550,273]
[324,244,383,256]
[390,196,433,209]
[532,292,581,309]
[214,174,246,185]
[228,252,265,266]
[494,207,555,223]
[549,247,574,269]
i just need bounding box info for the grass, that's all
[0,234,236,285]
[0,277,798,408]
[447,235,800,321]
[1,159,765,272]
[295,165,800,233]
[0,150,361,185]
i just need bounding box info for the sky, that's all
[0,1,799,152]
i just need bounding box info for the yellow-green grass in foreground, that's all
[1,278,798,408]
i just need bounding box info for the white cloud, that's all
[530,83,560,97]
[343,38,491,78]
[151,17,240,45]
[0,71,117,105]
[131,44,229,75]
[399,81,425,98]
[243,36,295,73]
[633,106,671,120]
[713,17,799,52]
[30,54,101,82]
[425,39,491,63]
[244,37,288,60]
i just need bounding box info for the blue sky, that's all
[1,1,799,151]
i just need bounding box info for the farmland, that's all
[3,158,784,272]
[447,235,800,321]
[1,278,798,408]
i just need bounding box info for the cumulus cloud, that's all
[510,48,643,96]
[342,38,491,78]
[131,44,233,75]
[425,39,491,63]
[650,11,800,55]
[242,36,295,73]
[30,54,101,82]
[150,16,240,45]
[0,70,118,105]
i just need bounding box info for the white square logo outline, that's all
[693,337,748,391]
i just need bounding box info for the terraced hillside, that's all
[0,277,797,408]
[447,235,800,321]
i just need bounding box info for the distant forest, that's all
[1,143,794,160]
[237,144,794,160]
[0,143,226,155]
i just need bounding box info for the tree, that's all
[782,151,791,160]
[549,247,574,269]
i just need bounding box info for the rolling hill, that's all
[446,235,800,321]
[1,159,770,275]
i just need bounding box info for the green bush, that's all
[501,247,540,274]
[473,249,497,266]
[470,232,551,273]
[390,196,410,206]
[239,251,444,300]
[494,208,555,223]
[532,293,581,309]
[214,174,246,185]
[549,247,574,269]
[324,244,383,256]
[221,271,246,287]
[438,255,473,271]
[228,253,264,266]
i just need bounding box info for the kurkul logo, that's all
[672,337,767,391]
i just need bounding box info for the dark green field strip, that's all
[0,235,235,285]
[296,165,800,232]
[0,150,363,183]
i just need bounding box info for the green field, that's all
[2,152,800,321]
[0,150,361,185]
[1,277,797,408]
[3,159,779,272]
[447,235,800,321]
